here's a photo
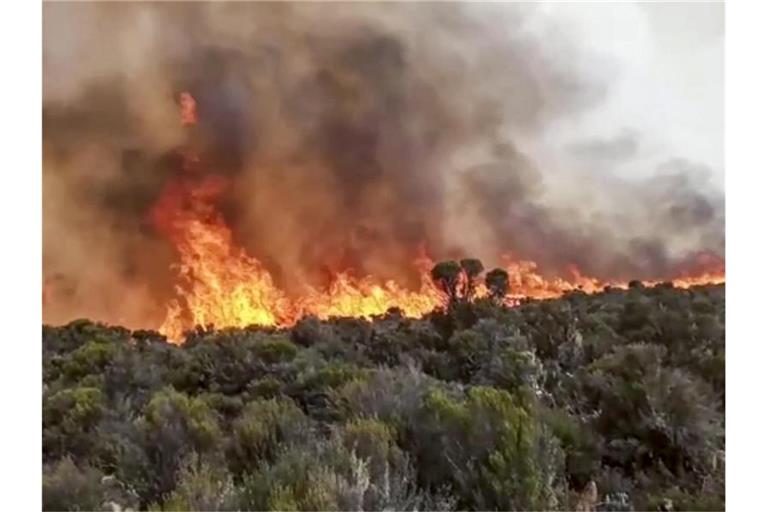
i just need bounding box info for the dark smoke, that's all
[43,2,724,327]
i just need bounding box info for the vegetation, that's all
[43,269,725,511]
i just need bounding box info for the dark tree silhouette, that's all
[430,260,462,304]
[460,258,485,300]
[485,268,510,302]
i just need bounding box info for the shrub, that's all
[541,407,600,489]
[252,337,299,364]
[43,386,105,460]
[231,397,310,474]
[299,361,366,391]
[587,345,723,484]
[60,340,120,382]
[160,453,238,511]
[340,417,402,482]
[199,392,244,419]
[144,387,221,451]
[43,457,104,512]
[41,283,725,511]
[334,366,437,431]
[412,386,566,510]
[239,446,339,511]
[245,376,283,399]
[138,387,222,502]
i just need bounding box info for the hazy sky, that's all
[529,1,724,188]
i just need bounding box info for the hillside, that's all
[42,283,725,511]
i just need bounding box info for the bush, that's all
[60,340,120,382]
[231,397,310,474]
[239,446,339,511]
[333,366,437,430]
[144,387,221,451]
[411,386,566,510]
[160,453,238,511]
[245,376,283,399]
[252,336,299,364]
[583,342,723,504]
[42,283,725,511]
[137,387,222,503]
[340,417,401,482]
[43,457,104,512]
[43,386,105,460]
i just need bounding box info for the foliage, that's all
[159,453,238,511]
[230,397,311,474]
[42,283,725,511]
[42,457,105,512]
[430,260,463,303]
[411,386,565,510]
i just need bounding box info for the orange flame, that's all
[153,93,725,343]
[152,177,294,341]
[151,170,448,341]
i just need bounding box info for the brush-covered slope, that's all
[43,283,725,511]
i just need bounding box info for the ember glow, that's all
[147,92,725,343]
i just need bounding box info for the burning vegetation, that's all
[43,3,724,341]
[139,91,723,342]
[42,4,725,511]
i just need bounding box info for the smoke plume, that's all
[43,2,724,328]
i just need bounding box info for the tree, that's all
[485,268,510,302]
[430,260,463,304]
[460,258,485,300]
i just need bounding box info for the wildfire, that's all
[152,178,293,340]
[152,92,725,343]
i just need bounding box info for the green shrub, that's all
[160,454,238,511]
[144,387,221,451]
[231,397,310,474]
[540,407,600,489]
[136,388,223,504]
[239,447,339,511]
[333,367,434,430]
[413,386,566,510]
[43,387,105,460]
[60,340,120,382]
[199,392,244,419]
[45,386,105,428]
[300,362,366,391]
[41,283,725,511]
[253,337,299,364]
[43,457,104,511]
[246,376,283,399]
[340,417,402,482]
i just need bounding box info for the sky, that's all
[529,1,724,188]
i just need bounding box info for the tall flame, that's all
[152,92,724,343]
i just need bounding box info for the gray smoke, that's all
[42,2,724,328]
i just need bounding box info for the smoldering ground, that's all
[43,2,724,328]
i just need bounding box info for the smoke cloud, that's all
[43,2,724,328]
